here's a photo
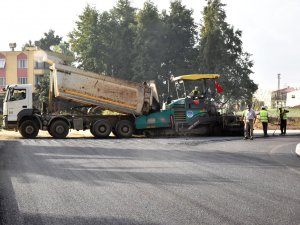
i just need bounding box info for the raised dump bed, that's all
[50,64,159,115]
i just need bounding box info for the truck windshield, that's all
[5,88,26,102]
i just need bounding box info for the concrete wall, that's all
[286,90,300,107]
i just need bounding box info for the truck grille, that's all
[174,110,186,122]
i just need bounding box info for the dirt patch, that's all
[254,117,300,130]
[0,129,94,140]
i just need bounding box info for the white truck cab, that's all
[3,84,33,129]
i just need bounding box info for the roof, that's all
[271,87,295,94]
[171,74,220,81]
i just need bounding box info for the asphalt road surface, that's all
[0,136,299,225]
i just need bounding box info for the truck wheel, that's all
[47,128,53,137]
[49,120,69,139]
[90,126,96,137]
[92,119,111,138]
[115,120,133,138]
[19,120,39,139]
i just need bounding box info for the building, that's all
[0,47,66,93]
[271,87,295,108]
[0,47,70,113]
[286,90,300,107]
[254,89,272,108]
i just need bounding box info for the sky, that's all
[1,0,299,91]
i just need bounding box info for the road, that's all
[0,136,299,225]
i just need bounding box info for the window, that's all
[17,59,27,68]
[9,89,26,101]
[35,75,44,87]
[35,61,44,69]
[292,95,295,98]
[0,59,5,68]
[18,77,27,84]
[35,61,50,69]
[0,77,5,86]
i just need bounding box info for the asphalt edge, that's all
[296,143,300,157]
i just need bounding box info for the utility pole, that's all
[277,73,281,108]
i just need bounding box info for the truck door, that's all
[5,87,29,121]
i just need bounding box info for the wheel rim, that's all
[121,125,129,133]
[98,125,107,133]
[55,125,65,134]
[25,125,34,134]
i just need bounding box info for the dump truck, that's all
[2,64,244,139]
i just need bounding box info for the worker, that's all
[279,107,289,135]
[259,106,269,137]
[190,86,206,100]
[243,104,257,140]
[190,86,200,99]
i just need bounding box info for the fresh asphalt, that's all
[0,134,299,225]
[254,129,300,157]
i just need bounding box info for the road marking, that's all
[296,143,300,157]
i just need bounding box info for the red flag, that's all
[215,81,223,93]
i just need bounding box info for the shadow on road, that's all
[1,139,298,187]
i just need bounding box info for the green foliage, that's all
[197,0,257,106]
[132,1,166,82]
[159,0,198,97]
[22,40,35,50]
[162,0,197,77]
[69,5,104,73]
[36,29,62,51]
[110,0,137,79]
[69,1,137,78]
[69,0,258,106]
[51,42,75,65]
[267,108,300,118]
[34,74,50,108]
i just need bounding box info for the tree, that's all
[22,40,35,50]
[51,42,75,66]
[162,0,197,77]
[36,29,62,51]
[109,0,137,79]
[133,1,166,84]
[33,73,50,109]
[197,0,257,107]
[69,5,103,73]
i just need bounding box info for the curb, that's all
[296,143,300,157]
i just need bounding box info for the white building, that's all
[286,90,300,107]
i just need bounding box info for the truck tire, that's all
[115,120,133,138]
[49,120,69,139]
[90,126,96,137]
[47,128,54,137]
[92,119,112,138]
[19,120,39,139]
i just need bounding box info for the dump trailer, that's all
[2,65,243,139]
[50,64,159,115]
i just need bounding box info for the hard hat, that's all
[261,106,267,109]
